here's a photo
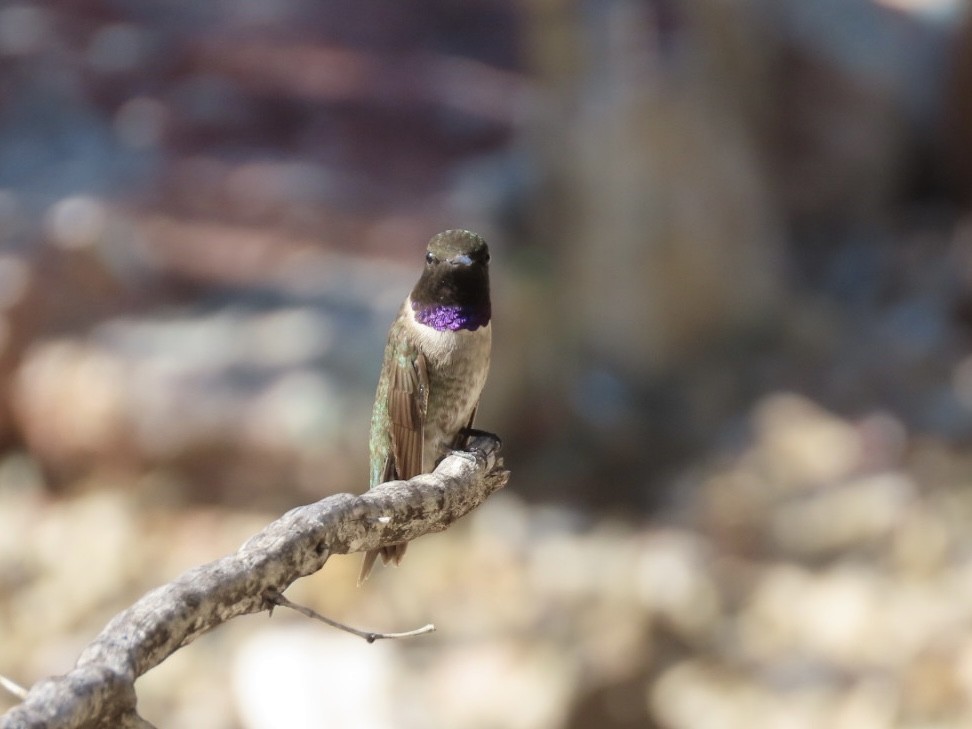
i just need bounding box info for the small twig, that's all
[0,675,27,702]
[264,589,436,644]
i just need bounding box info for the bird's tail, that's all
[357,544,408,585]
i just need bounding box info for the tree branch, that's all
[0,435,507,729]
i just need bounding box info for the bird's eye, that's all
[425,252,438,265]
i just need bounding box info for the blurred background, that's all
[3,0,972,726]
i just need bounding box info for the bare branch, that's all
[0,435,507,729]
[0,678,27,702]
[265,589,436,643]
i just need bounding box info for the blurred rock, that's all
[8,286,386,503]
[769,473,914,558]
[752,393,863,487]
[233,627,395,729]
[410,641,575,729]
[634,530,721,643]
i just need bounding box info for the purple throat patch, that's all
[414,303,490,332]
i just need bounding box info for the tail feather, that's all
[357,543,408,585]
[383,543,407,566]
[358,549,380,585]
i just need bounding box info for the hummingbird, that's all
[358,229,492,583]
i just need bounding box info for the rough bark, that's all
[0,435,507,729]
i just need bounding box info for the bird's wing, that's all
[360,332,429,583]
[386,346,429,481]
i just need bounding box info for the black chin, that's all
[411,262,490,310]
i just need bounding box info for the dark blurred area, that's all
[4,0,972,727]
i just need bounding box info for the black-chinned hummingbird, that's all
[359,229,492,583]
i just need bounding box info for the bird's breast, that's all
[403,303,492,465]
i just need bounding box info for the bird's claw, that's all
[457,429,502,465]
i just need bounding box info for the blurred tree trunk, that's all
[527,0,782,377]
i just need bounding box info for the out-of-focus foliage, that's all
[3,0,972,727]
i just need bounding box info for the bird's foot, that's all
[457,428,502,466]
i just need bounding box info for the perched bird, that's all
[359,229,492,583]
